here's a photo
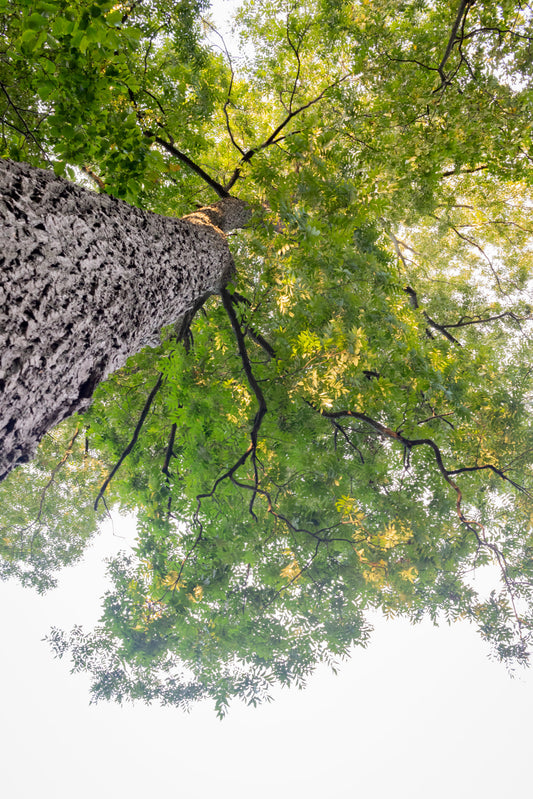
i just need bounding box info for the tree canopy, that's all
[1,0,533,714]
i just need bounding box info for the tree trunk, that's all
[0,159,250,482]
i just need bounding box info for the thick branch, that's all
[246,328,276,359]
[434,0,474,89]
[195,289,268,518]
[81,166,106,191]
[229,292,276,357]
[151,134,230,199]
[220,288,268,443]
[162,422,177,480]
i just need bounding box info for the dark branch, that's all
[311,404,531,527]
[229,292,276,357]
[404,286,462,345]
[285,16,308,114]
[440,310,532,329]
[220,288,268,454]
[194,289,268,518]
[162,423,177,481]
[448,463,532,497]
[416,411,455,430]
[442,164,488,178]
[171,294,210,353]
[94,374,164,510]
[150,134,230,198]
[329,419,365,464]
[405,288,530,335]
[224,75,350,192]
[202,18,246,157]
[434,0,474,90]
[81,166,106,191]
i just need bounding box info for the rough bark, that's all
[0,159,250,482]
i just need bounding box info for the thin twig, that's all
[25,427,81,540]
[202,18,245,157]
[224,74,350,192]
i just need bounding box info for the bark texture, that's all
[0,159,250,481]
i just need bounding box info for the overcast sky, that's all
[1,514,532,799]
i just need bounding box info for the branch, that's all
[202,18,246,157]
[229,292,276,357]
[246,327,276,359]
[220,288,268,455]
[224,75,350,192]
[461,27,533,44]
[436,217,505,292]
[150,134,230,198]
[94,374,164,510]
[194,289,268,519]
[416,411,455,430]
[439,310,532,330]
[404,286,462,345]
[19,427,81,546]
[387,229,411,272]
[162,423,177,481]
[434,0,474,90]
[312,401,531,647]
[404,285,531,335]
[424,315,461,345]
[0,82,51,164]
[312,405,531,524]
[265,539,321,608]
[448,463,532,497]
[81,166,106,191]
[329,419,365,464]
[285,16,307,114]
[176,529,203,584]
[383,53,439,73]
[442,164,488,178]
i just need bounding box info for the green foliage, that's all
[0,416,107,591]
[3,0,533,712]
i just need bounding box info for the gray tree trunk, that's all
[0,159,250,481]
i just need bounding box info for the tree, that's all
[1,0,533,714]
[0,157,249,481]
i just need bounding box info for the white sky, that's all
[1,515,533,799]
[2,1,533,797]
